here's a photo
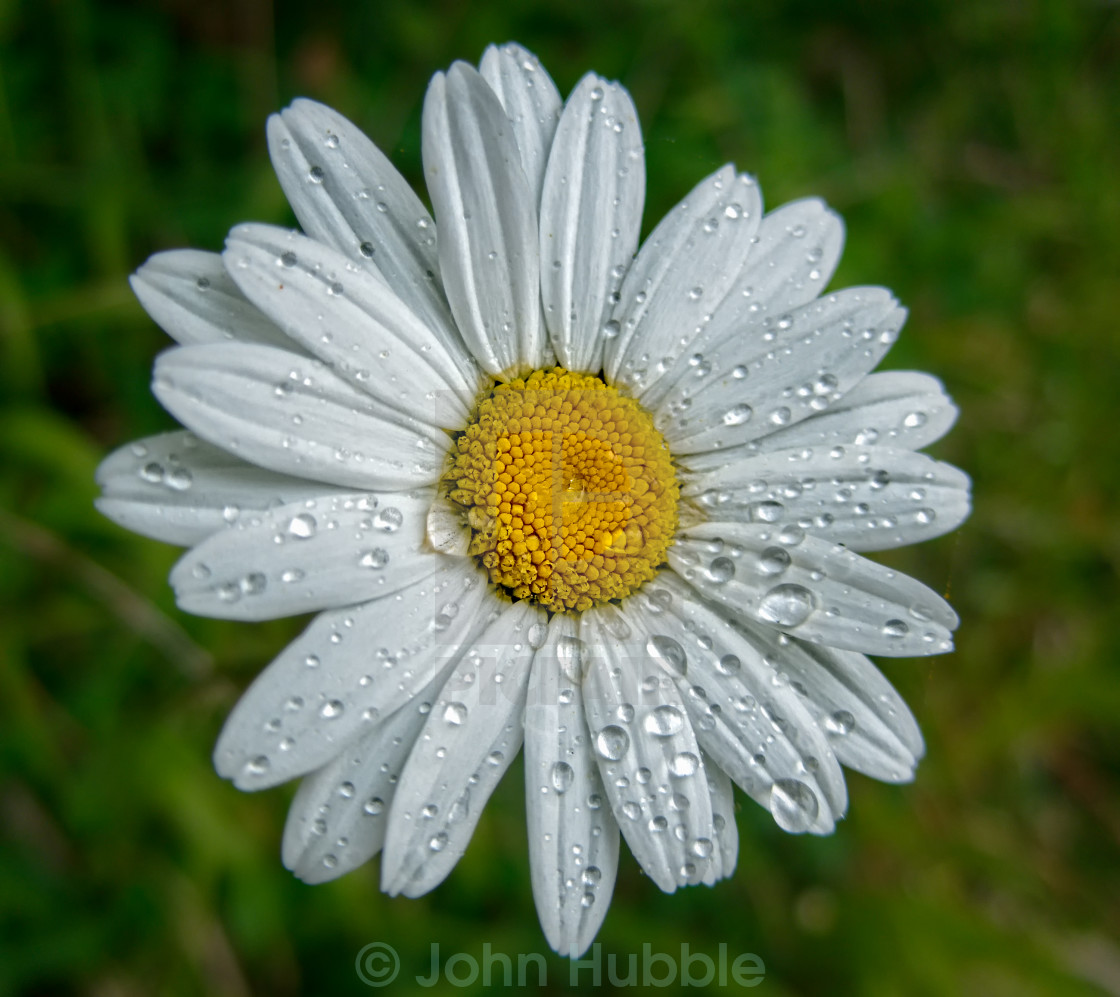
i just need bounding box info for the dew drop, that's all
[443,701,468,726]
[722,403,753,426]
[758,584,816,627]
[825,710,856,735]
[374,507,403,531]
[360,548,389,569]
[769,778,819,832]
[643,704,685,737]
[647,635,687,674]
[670,751,700,777]
[550,761,574,793]
[288,513,317,539]
[882,619,909,638]
[758,546,791,575]
[595,725,630,761]
[320,700,345,719]
[707,557,735,583]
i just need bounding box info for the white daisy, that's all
[96,42,970,956]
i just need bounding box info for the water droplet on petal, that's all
[443,701,468,726]
[758,584,816,627]
[550,761,574,793]
[288,513,317,538]
[882,619,909,638]
[647,635,687,674]
[722,403,753,426]
[825,710,856,735]
[595,725,630,761]
[643,704,685,737]
[670,751,700,777]
[769,778,819,832]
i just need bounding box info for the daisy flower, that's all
[96,43,970,956]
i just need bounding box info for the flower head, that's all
[97,43,970,956]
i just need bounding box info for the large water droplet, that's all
[595,725,630,761]
[758,547,791,575]
[670,751,700,777]
[722,404,753,426]
[769,778,819,832]
[550,761,574,793]
[643,704,685,737]
[647,635,687,674]
[360,548,389,569]
[825,710,856,735]
[374,507,403,531]
[288,513,317,539]
[707,557,735,583]
[758,584,816,627]
[443,701,468,726]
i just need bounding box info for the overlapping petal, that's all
[95,430,346,546]
[152,342,448,491]
[130,249,296,350]
[653,287,906,454]
[266,98,459,349]
[624,578,847,834]
[681,444,971,551]
[170,490,438,621]
[479,43,562,208]
[670,521,958,657]
[213,557,493,787]
[382,600,546,897]
[423,62,545,375]
[539,73,645,372]
[580,606,722,892]
[524,614,619,956]
[224,223,479,423]
[604,166,763,391]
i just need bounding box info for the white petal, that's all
[281,676,446,883]
[524,614,619,957]
[706,197,845,338]
[382,600,546,898]
[95,430,344,546]
[654,287,905,455]
[479,43,562,208]
[422,63,544,375]
[266,99,460,350]
[539,73,644,372]
[753,370,960,454]
[622,578,846,835]
[130,249,295,349]
[670,521,958,657]
[681,445,971,551]
[605,167,763,391]
[736,622,924,783]
[224,224,477,424]
[704,762,739,877]
[152,342,448,491]
[580,605,719,892]
[213,558,495,788]
[170,490,438,621]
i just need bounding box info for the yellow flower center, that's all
[444,368,679,612]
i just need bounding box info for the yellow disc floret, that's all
[444,369,679,612]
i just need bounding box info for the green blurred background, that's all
[3,0,1118,993]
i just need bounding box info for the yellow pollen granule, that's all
[444,368,679,612]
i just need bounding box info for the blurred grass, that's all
[2,0,1119,994]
